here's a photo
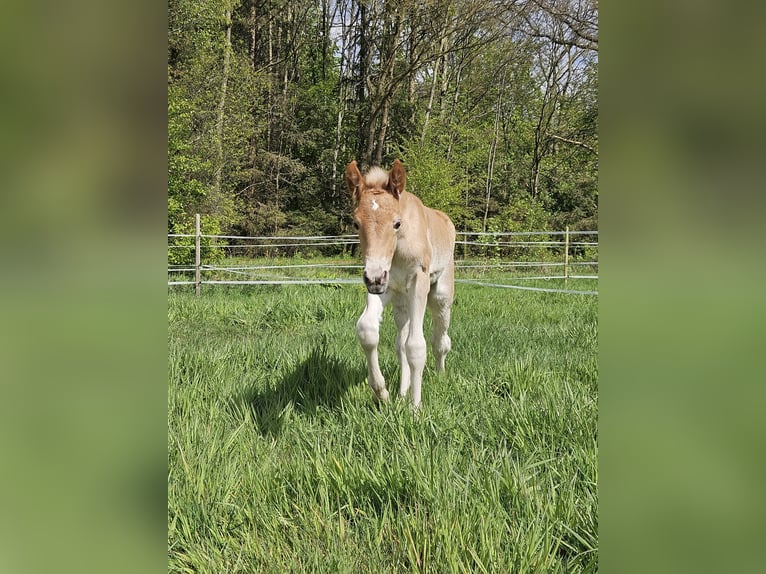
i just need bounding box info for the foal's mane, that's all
[364,166,389,188]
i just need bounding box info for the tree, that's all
[167,0,599,241]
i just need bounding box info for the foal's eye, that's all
[352,220,360,230]
[393,220,401,230]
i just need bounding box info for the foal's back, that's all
[394,190,455,284]
[423,204,456,283]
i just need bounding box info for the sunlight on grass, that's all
[168,285,597,572]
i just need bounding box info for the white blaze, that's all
[371,199,379,211]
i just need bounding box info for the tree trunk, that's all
[420,58,441,147]
[438,50,451,119]
[266,7,274,150]
[249,1,256,68]
[407,23,418,132]
[356,2,370,163]
[374,97,392,166]
[281,4,292,99]
[331,0,354,209]
[445,63,463,161]
[321,0,330,81]
[363,113,378,167]
[420,9,451,145]
[213,8,233,197]
[530,48,562,199]
[331,98,346,204]
[483,74,505,232]
[363,1,401,167]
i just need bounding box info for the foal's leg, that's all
[427,261,454,373]
[405,272,430,409]
[392,297,411,398]
[356,292,389,402]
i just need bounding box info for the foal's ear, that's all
[389,159,406,199]
[345,160,363,205]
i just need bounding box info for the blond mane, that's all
[364,166,389,188]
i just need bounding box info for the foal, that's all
[346,159,456,409]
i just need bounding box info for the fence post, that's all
[564,225,570,289]
[195,213,201,297]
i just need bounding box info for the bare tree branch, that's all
[522,0,598,52]
[550,133,597,153]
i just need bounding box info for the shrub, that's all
[168,215,226,267]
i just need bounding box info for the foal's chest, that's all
[388,260,442,295]
[386,264,411,294]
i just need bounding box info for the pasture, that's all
[168,282,598,572]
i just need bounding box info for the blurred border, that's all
[2,0,764,572]
[0,1,167,573]
[601,1,766,572]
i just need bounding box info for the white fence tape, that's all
[456,240,597,246]
[168,230,598,295]
[455,279,598,295]
[202,241,359,248]
[201,279,362,285]
[168,278,596,295]
[455,261,597,268]
[457,230,597,236]
[169,231,597,239]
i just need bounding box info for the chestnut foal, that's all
[346,159,455,409]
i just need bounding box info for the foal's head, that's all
[346,159,407,294]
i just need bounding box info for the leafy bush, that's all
[168,215,226,267]
[397,138,468,223]
[491,196,555,261]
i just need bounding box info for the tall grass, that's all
[168,284,597,572]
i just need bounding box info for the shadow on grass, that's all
[236,343,364,436]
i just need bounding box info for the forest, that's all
[168,0,597,241]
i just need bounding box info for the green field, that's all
[168,283,598,572]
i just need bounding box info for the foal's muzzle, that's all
[363,269,388,294]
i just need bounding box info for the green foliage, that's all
[397,137,468,222]
[494,197,553,261]
[167,215,226,266]
[168,0,598,241]
[496,194,550,232]
[168,85,212,219]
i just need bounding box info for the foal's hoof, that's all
[374,388,390,403]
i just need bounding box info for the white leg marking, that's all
[392,299,411,398]
[405,273,429,409]
[428,263,454,373]
[356,293,389,401]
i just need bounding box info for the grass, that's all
[168,282,598,573]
